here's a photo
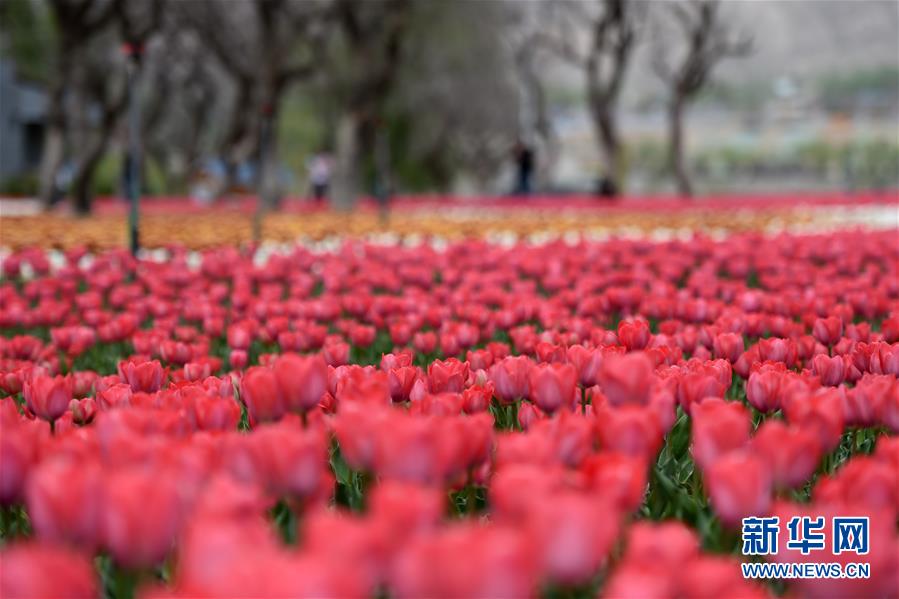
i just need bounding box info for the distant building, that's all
[0,60,47,182]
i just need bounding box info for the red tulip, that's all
[516,400,545,430]
[535,341,566,364]
[618,320,651,351]
[391,524,537,599]
[528,362,577,414]
[677,371,727,412]
[528,491,621,585]
[95,382,132,410]
[812,315,843,346]
[332,405,384,471]
[23,375,72,423]
[118,359,165,393]
[783,388,845,453]
[758,337,798,367]
[678,555,765,599]
[229,421,332,502]
[489,355,532,404]
[711,332,744,363]
[69,397,97,425]
[814,456,898,513]
[596,404,663,461]
[240,366,285,424]
[227,323,252,350]
[229,349,248,370]
[272,353,328,413]
[427,358,469,394]
[101,469,181,568]
[690,397,750,471]
[184,361,212,381]
[0,542,97,598]
[380,350,414,371]
[0,424,38,505]
[193,394,241,431]
[566,344,604,386]
[368,480,444,539]
[602,563,675,599]
[412,331,437,354]
[461,382,493,414]
[842,374,891,427]
[387,366,419,402]
[705,451,772,527]
[349,324,376,347]
[745,365,782,412]
[465,348,494,371]
[871,343,899,376]
[623,520,699,568]
[68,370,98,398]
[581,452,648,512]
[0,369,24,395]
[160,339,192,365]
[811,354,845,386]
[26,458,103,549]
[598,352,653,407]
[751,420,820,489]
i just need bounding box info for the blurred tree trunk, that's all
[331,112,361,211]
[38,49,70,208]
[254,98,281,239]
[223,79,257,192]
[590,99,625,195]
[584,0,634,195]
[667,94,691,196]
[182,0,327,209]
[70,78,127,215]
[70,145,104,215]
[38,110,66,207]
[39,0,117,209]
[329,0,410,211]
[653,0,752,198]
[535,0,638,196]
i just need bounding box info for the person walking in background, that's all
[307,152,333,204]
[513,140,535,196]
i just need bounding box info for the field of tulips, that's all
[1,203,899,597]
[1,193,896,249]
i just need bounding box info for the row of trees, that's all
[3,0,751,213]
[534,0,751,196]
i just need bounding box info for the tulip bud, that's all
[69,398,97,425]
[229,349,248,370]
[812,316,843,346]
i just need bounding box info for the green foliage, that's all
[0,172,38,196]
[90,154,167,197]
[631,137,899,190]
[627,141,669,186]
[0,0,56,83]
[818,66,899,112]
[277,89,331,193]
[695,80,769,112]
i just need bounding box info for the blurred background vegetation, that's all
[0,0,896,209]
